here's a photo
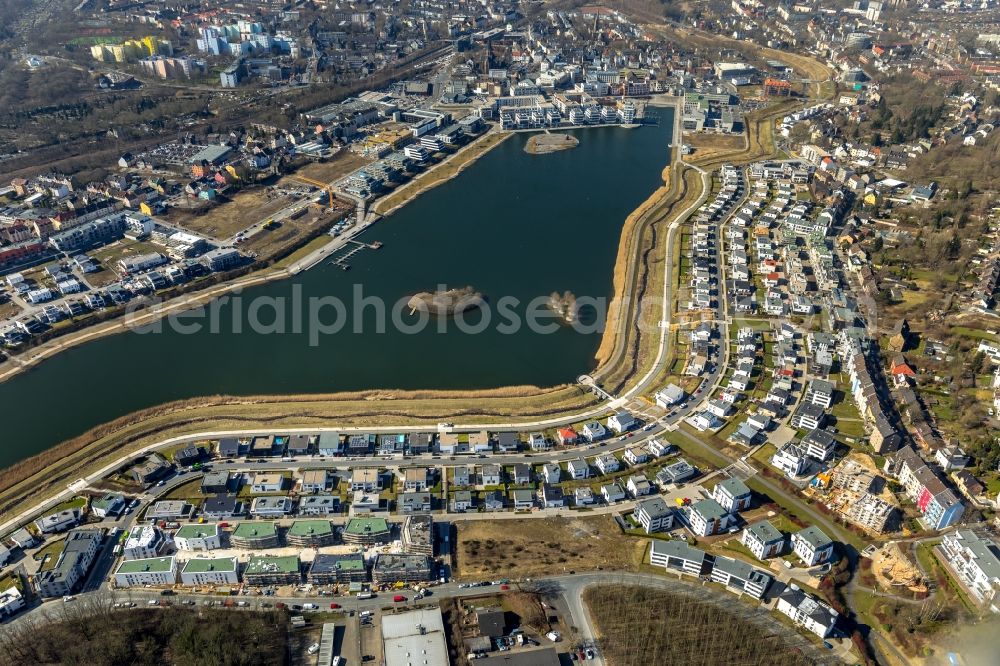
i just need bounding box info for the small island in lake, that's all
[407,286,486,316]
[547,290,578,324]
[525,133,579,155]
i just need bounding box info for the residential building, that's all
[771,442,808,478]
[511,488,534,510]
[892,447,965,530]
[35,508,81,534]
[114,556,177,587]
[173,523,221,551]
[656,459,697,486]
[251,473,284,493]
[595,453,620,475]
[566,458,590,479]
[0,586,25,618]
[582,421,607,441]
[286,520,335,547]
[688,499,730,536]
[403,468,429,492]
[250,496,293,518]
[607,411,637,433]
[939,530,1000,611]
[342,517,391,545]
[623,447,649,467]
[542,463,561,484]
[602,482,626,504]
[801,428,837,462]
[776,585,839,637]
[792,526,835,566]
[202,495,243,519]
[34,528,102,598]
[805,379,835,408]
[450,490,473,513]
[626,474,653,497]
[91,493,125,518]
[655,383,686,408]
[512,464,531,485]
[180,557,240,586]
[634,497,673,533]
[350,468,381,492]
[712,478,752,513]
[710,556,773,599]
[401,514,433,556]
[230,522,279,549]
[649,540,710,576]
[308,553,368,584]
[528,432,550,451]
[480,464,502,486]
[574,487,594,506]
[373,553,433,584]
[742,520,785,560]
[399,492,432,513]
[299,495,338,516]
[123,525,166,560]
[453,466,471,487]
[301,470,329,493]
[201,471,233,494]
[146,500,192,521]
[541,484,565,509]
[244,555,301,586]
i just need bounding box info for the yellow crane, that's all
[289,174,335,208]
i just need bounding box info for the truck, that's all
[357,591,373,600]
[302,603,319,610]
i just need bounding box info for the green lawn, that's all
[51,496,88,513]
[36,540,66,572]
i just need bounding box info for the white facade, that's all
[173,524,222,551]
[123,525,166,560]
[179,557,240,586]
[776,585,839,638]
[114,556,178,587]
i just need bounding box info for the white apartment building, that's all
[791,526,835,566]
[173,524,222,551]
[776,585,839,638]
[123,525,166,560]
[180,557,241,586]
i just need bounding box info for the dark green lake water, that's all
[0,109,673,468]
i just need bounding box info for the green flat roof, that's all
[232,522,277,539]
[288,520,333,537]
[182,557,237,573]
[175,523,218,539]
[116,556,175,574]
[344,517,389,535]
[245,555,299,574]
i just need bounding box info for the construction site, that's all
[806,453,901,535]
[870,542,928,596]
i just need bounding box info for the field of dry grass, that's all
[455,516,644,580]
[584,584,830,666]
[168,189,296,240]
[285,151,372,184]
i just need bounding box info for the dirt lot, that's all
[683,132,746,161]
[284,150,373,184]
[168,188,301,240]
[455,516,644,580]
[239,206,346,261]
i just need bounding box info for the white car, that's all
[307,643,320,655]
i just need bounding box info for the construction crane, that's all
[289,175,335,208]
